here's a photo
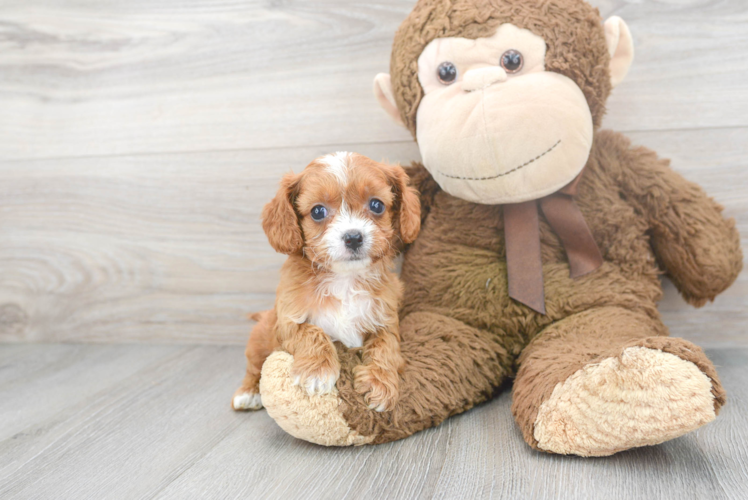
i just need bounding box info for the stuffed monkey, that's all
[256,0,743,456]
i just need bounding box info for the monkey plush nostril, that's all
[343,231,364,251]
[461,66,508,92]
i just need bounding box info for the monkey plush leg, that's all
[511,306,726,457]
[259,312,513,446]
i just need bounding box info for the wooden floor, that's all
[1,0,747,498]
[0,344,746,500]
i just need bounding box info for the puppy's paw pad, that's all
[233,392,263,411]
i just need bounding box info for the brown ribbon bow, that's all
[503,171,602,314]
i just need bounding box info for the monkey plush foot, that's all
[532,345,720,457]
[259,351,374,446]
[259,312,510,447]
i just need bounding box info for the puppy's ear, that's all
[387,165,421,244]
[262,173,304,255]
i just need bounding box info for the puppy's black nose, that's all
[343,231,364,251]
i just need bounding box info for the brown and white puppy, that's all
[232,152,420,412]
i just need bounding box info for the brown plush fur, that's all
[332,130,741,445]
[511,307,725,450]
[258,0,742,453]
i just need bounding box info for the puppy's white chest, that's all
[308,277,380,349]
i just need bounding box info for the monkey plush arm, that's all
[600,131,743,306]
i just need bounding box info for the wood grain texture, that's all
[0,0,747,161]
[0,344,746,499]
[0,130,745,345]
[0,0,746,345]
[0,0,416,160]
[0,141,420,344]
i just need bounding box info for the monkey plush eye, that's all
[310,205,328,221]
[369,198,385,215]
[437,62,458,84]
[500,50,524,73]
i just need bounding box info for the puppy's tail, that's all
[247,310,271,322]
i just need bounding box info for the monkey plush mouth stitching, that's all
[437,139,562,181]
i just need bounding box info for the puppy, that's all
[232,152,420,412]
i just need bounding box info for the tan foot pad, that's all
[259,352,374,446]
[534,346,716,457]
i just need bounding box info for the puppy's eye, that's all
[310,205,328,221]
[500,50,523,73]
[369,198,385,215]
[437,62,457,85]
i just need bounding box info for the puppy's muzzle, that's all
[343,231,364,251]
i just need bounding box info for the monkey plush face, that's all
[414,23,594,204]
[374,0,634,205]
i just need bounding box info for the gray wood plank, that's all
[0,345,247,499]
[2,344,744,500]
[692,350,748,499]
[0,344,181,443]
[1,129,745,346]
[601,0,748,134]
[0,0,416,161]
[0,141,420,344]
[154,411,455,500]
[1,0,747,161]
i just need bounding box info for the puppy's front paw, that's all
[291,359,340,396]
[232,390,263,411]
[354,364,399,412]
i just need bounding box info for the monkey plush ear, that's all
[373,73,406,127]
[261,173,304,255]
[604,16,634,88]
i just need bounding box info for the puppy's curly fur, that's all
[232,153,420,413]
